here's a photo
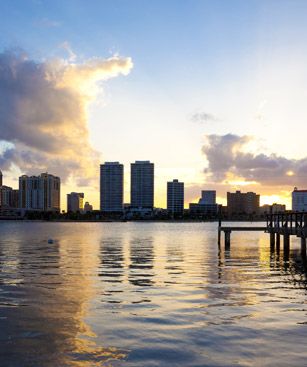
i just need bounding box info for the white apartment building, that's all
[19,173,61,212]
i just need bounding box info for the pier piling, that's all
[301,236,306,254]
[276,234,280,251]
[284,234,290,249]
[225,231,231,250]
[270,232,275,249]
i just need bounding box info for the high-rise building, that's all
[131,161,154,209]
[227,190,259,215]
[292,187,307,211]
[199,190,216,205]
[67,192,84,213]
[19,173,60,212]
[100,162,124,212]
[0,169,2,187]
[167,179,184,215]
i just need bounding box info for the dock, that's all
[218,212,307,252]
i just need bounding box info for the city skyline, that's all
[1,1,307,209]
[0,166,296,212]
[2,3,307,366]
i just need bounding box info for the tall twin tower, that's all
[100,161,154,212]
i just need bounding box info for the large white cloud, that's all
[0,49,133,184]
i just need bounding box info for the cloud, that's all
[0,49,133,184]
[255,99,268,121]
[191,112,219,124]
[59,41,77,62]
[36,18,61,28]
[202,134,307,187]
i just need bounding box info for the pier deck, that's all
[218,212,307,251]
[219,226,266,232]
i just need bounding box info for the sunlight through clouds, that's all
[0,49,133,186]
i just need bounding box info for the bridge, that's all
[218,212,307,252]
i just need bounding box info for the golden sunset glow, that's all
[0,2,306,213]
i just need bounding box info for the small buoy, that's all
[47,239,54,244]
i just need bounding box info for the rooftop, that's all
[103,162,121,165]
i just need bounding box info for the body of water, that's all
[0,221,307,366]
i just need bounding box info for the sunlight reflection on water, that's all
[0,222,307,366]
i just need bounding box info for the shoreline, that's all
[0,218,265,223]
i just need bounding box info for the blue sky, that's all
[1,0,307,208]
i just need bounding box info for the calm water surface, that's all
[0,222,307,367]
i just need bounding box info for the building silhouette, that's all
[131,161,154,209]
[189,190,218,216]
[67,192,84,213]
[84,202,93,212]
[259,203,286,215]
[167,179,184,215]
[199,190,216,205]
[100,162,124,212]
[19,173,60,212]
[227,190,259,215]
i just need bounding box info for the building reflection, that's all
[129,237,154,287]
[165,243,185,280]
[99,237,124,282]
[98,236,125,305]
[0,224,127,367]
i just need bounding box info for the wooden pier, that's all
[218,212,307,251]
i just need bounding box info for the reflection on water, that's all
[1,222,307,366]
[0,223,128,367]
[129,237,154,287]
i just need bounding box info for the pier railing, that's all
[266,212,307,236]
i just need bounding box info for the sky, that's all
[0,0,307,210]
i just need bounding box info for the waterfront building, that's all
[292,187,307,211]
[189,203,219,216]
[131,161,154,209]
[19,173,61,212]
[67,192,84,213]
[1,186,13,207]
[167,179,184,215]
[259,203,286,215]
[83,201,93,212]
[11,189,19,208]
[0,170,19,209]
[189,190,218,216]
[0,186,18,208]
[199,190,216,205]
[227,190,260,215]
[100,162,124,212]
